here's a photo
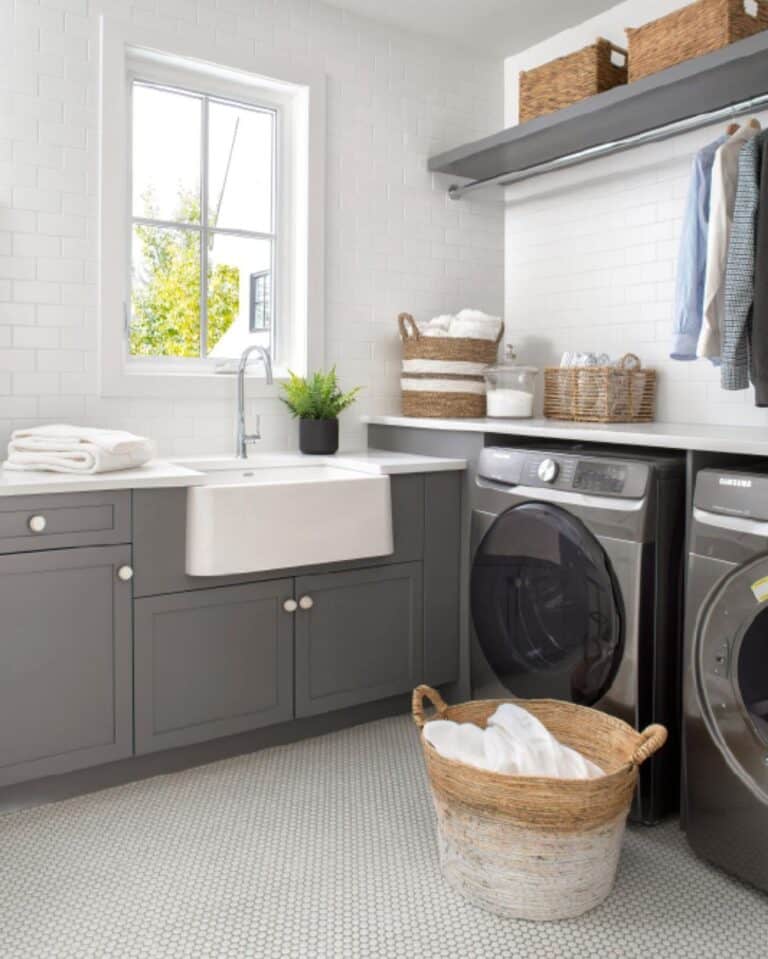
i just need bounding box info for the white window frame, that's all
[98,17,326,398]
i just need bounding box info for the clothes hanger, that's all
[749,117,762,130]
[726,122,740,135]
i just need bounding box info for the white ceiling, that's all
[322,0,622,57]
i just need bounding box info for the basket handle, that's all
[398,312,420,341]
[411,685,449,728]
[744,0,768,21]
[630,724,667,767]
[494,322,505,346]
[606,40,627,67]
[617,352,642,370]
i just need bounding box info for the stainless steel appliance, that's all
[684,468,768,891]
[470,445,685,824]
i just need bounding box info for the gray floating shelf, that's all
[429,31,768,187]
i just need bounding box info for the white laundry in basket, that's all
[423,702,603,780]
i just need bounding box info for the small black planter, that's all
[299,418,339,455]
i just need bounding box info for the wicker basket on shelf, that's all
[627,0,768,83]
[544,353,656,423]
[398,313,503,418]
[519,38,628,124]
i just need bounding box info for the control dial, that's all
[537,458,559,484]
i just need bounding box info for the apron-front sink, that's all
[185,464,393,576]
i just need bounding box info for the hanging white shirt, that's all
[698,122,761,360]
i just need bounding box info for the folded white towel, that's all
[423,702,603,780]
[3,425,155,475]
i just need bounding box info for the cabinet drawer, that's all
[0,491,131,553]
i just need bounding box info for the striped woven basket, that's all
[398,313,503,418]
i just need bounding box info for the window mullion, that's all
[199,95,209,358]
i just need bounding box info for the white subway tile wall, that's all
[505,129,768,428]
[0,0,504,455]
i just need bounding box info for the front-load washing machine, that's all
[470,445,685,824]
[685,468,768,891]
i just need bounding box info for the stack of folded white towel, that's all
[423,702,603,780]
[3,425,155,475]
[418,309,502,341]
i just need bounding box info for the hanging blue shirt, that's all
[671,136,727,360]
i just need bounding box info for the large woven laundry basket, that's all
[412,686,667,921]
[398,313,503,418]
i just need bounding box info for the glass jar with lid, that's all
[484,346,538,418]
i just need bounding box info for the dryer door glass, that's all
[471,502,623,705]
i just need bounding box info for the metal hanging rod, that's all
[448,91,768,200]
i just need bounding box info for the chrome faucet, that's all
[236,345,273,459]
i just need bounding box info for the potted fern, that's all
[281,368,361,455]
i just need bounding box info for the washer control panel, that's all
[477,447,650,499]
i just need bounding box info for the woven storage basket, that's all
[412,686,667,921]
[627,0,768,82]
[544,353,656,423]
[398,313,503,418]
[519,38,628,124]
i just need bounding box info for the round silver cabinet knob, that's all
[117,565,134,582]
[537,458,559,484]
[283,599,298,613]
[299,595,314,610]
[28,514,47,533]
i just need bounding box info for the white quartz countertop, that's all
[0,449,466,497]
[364,415,768,457]
[0,460,204,498]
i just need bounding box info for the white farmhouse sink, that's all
[185,463,393,576]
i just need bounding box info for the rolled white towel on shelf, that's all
[449,309,503,341]
[3,425,155,475]
[418,314,454,337]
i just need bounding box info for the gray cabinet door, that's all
[294,563,423,718]
[134,580,294,753]
[0,545,133,787]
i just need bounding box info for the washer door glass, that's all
[471,502,624,705]
[695,555,768,794]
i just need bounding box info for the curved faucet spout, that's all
[236,345,274,458]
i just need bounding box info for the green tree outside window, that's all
[130,188,240,358]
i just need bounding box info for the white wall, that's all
[0,0,504,455]
[504,0,768,427]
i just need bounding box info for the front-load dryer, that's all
[470,445,685,824]
[685,468,768,891]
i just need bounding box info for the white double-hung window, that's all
[99,19,325,396]
[130,80,277,363]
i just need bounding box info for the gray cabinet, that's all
[0,545,133,787]
[294,563,423,718]
[134,580,294,753]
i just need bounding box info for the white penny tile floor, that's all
[1,715,766,958]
